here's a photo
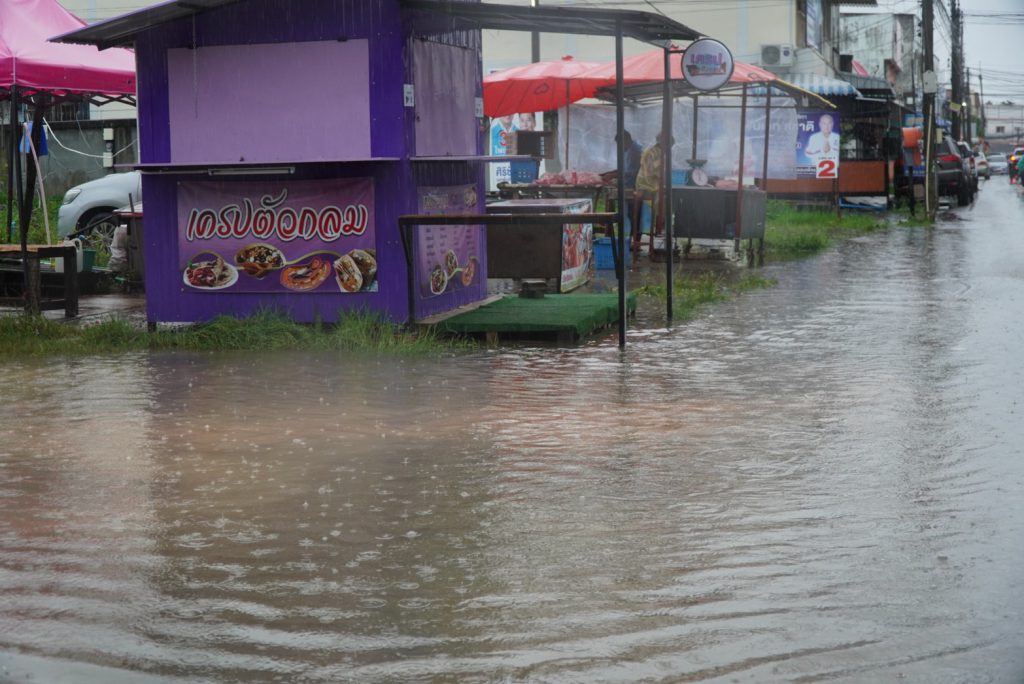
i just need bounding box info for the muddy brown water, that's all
[2,181,1023,682]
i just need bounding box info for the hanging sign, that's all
[681,38,734,92]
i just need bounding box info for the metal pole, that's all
[615,23,626,348]
[760,87,772,192]
[530,0,540,63]
[734,84,748,255]
[663,47,673,321]
[691,95,698,160]
[5,86,17,243]
[923,0,937,220]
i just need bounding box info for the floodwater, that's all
[2,182,1024,683]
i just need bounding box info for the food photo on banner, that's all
[177,178,377,294]
[416,185,484,298]
[561,202,593,292]
[796,111,840,179]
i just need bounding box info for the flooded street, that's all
[3,183,1024,682]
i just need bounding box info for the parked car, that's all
[987,153,1009,175]
[975,152,990,180]
[1009,147,1024,182]
[58,171,142,266]
[936,137,973,206]
[956,141,978,191]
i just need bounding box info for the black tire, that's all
[957,182,971,207]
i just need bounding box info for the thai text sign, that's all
[796,111,841,179]
[177,178,378,293]
[681,39,735,92]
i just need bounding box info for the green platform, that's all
[435,293,636,340]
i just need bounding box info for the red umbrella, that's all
[483,55,601,117]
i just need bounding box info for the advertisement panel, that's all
[177,179,376,294]
[416,185,484,299]
[489,112,543,189]
[561,201,593,292]
[796,111,841,179]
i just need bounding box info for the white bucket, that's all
[54,238,84,273]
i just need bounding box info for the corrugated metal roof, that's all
[783,73,862,98]
[53,0,702,49]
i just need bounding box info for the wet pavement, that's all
[2,180,1024,682]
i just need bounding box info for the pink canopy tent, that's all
[3,0,137,280]
[1,0,136,101]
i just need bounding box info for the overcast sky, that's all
[856,0,1023,101]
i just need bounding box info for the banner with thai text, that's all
[177,179,376,294]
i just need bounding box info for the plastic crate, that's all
[509,160,539,183]
[594,237,630,269]
[671,168,689,186]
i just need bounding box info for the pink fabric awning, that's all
[1,0,135,97]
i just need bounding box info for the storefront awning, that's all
[782,73,861,98]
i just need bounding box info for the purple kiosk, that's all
[54,0,494,324]
[57,1,703,342]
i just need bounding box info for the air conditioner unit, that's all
[761,44,794,67]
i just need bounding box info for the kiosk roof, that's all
[54,0,702,49]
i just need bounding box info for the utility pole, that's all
[923,0,937,219]
[530,0,540,63]
[978,63,986,144]
[965,67,971,145]
[950,0,962,140]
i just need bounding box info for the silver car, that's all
[58,171,141,265]
[987,153,1009,175]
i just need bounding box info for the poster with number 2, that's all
[796,111,840,180]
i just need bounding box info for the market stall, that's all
[589,56,835,263]
[57,0,496,325]
[3,0,136,313]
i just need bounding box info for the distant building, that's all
[839,13,919,105]
[983,103,1024,149]
[486,0,870,81]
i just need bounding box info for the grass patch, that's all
[636,271,776,320]
[0,187,64,245]
[888,205,934,228]
[0,309,468,357]
[764,200,886,256]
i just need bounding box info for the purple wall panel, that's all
[167,41,371,163]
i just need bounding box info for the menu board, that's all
[416,185,483,299]
[177,179,376,294]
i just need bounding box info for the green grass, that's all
[0,310,469,357]
[888,205,934,228]
[0,187,64,245]
[764,200,887,255]
[636,272,776,320]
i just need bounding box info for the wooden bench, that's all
[0,245,79,318]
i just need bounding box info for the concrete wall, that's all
[1,119,137,198]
